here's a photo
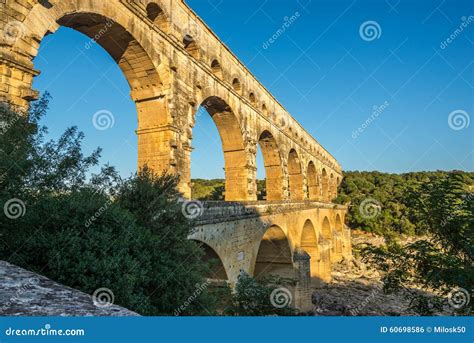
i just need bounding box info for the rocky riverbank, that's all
[311,231,453,316]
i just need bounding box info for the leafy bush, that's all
[362,172,473,315]
[0,96,219,315]
[224,273,296,316]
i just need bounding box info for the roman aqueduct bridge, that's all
[0,0,351,311]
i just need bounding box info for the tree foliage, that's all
[0,96,218,315]
[362,172,473,315]
[335,171,473,237]
[224,273,296,316]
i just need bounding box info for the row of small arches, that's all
[145,2,338,171]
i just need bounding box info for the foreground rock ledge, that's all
[0,261,138,316]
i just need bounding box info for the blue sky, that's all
[33,0,473,179]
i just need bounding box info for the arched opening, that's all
[254,225,294,280]
[232,78,242,94]
[194,241,228,280]
[333,214,344,258]
[300,220,320,279]
[321,217,332,241]
[31,11,165,178]
[318,217,332,281]
[258,131,284,201]
[321,168,329,202]
[146,3,169,32]
[307,161,318,200]
[183,35,200,59]
[329,173,335,201]
[211,59,223,79]
[262,104,268,116]
[249,92,256,106]
[288,149,304,200]
[333,175,340,200]
[194,96,249,201]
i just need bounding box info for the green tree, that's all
[363,172,473,315]
[0,96,219,315]
[224,273,296,316]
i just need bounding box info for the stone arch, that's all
[288,149,304,200]
[254,225,294,280]
[321,168,329,202]
[54,13,163,94]
[232,78,242,94]
[300,219,320,279]
[333,214,344,258]
[249,92,257,106]
[192,240,228,280]
[330,173,335,201]
[198,96,249,201]
[307,161,318,200]
[258,130,284,200]
[211,59,223,79]
[335,214,343,234]
[18,5,171,180]
[321,216,332,241]
[146,2,169,32]
[318,216,332,281]
[183,34,200,59]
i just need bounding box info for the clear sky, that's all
[32,0,473,179]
